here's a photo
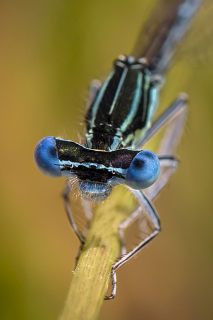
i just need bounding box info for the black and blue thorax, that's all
[85,55,159,151]
[34,55,161,201]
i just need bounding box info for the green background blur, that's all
[0,0,213,319]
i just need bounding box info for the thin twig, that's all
[59,187,136,320]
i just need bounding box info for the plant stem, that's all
[59,187,136,320]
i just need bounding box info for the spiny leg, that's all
[118,156,179,253]
[106,95,188,299]
[144,94,188,200]
[63,181,96,267]
[118,205,143,256]
[105,190,161,300]
[135,93,188,150]
[117,95,187,263]
[62,180,85,245]
[145,156,179,200]
[156,96,188,157]
[118,157,178,256]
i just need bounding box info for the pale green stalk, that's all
[59,187,136,320]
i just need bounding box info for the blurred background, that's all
[0,0,213,319]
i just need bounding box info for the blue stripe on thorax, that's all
[109,66,128,115]
[89,69,116,130]
[120,71,143,132]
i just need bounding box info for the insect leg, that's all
[135,93,188,149]
[144,95,188,200]
[117,95,187,256]
[62,180,85,245]
[105,190,160,300]
[145,156,179,200]
[118,205,143,256]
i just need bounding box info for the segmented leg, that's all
[62,180,85,245]
[145,156,179,200]
[105,95,188,299]
[135,93,188,149]
[105,190,161,300]
[63,181,95,267]
[116,96,187,264]
[118,206,143,256]
[144,94,188,199]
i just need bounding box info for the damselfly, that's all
[34,0,204,299]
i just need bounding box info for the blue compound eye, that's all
[34,136,61,178]
[126,150,160,189]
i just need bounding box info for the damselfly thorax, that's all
[85,56,160,151]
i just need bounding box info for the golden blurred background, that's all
[0,0,213,319]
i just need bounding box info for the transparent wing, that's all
[131,0,185,61]
[131,0,206,73]
[176,0,213,65]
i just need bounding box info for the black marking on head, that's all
[56,139,140,182]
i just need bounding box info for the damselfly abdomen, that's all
[34,0,204,299]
